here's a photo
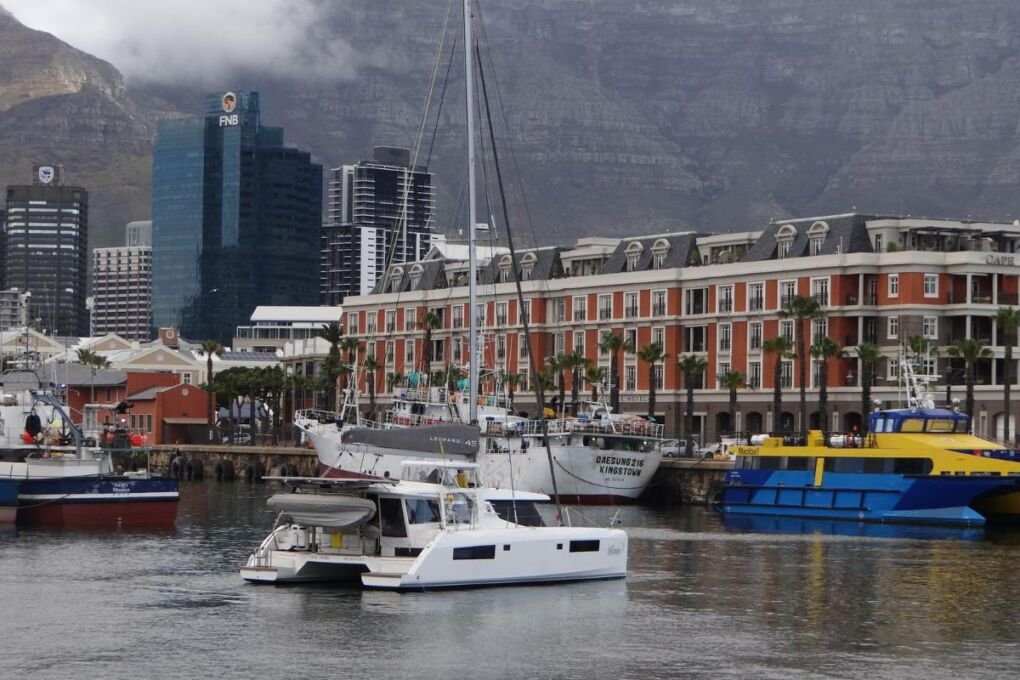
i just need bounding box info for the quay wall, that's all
[140,446,730,504]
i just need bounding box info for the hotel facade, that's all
[337,213,1020,444]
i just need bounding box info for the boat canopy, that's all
[869,408,970,434]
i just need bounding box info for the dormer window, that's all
[521,252,537,280]
[388,266,404,293]
[408,264,424,290]
[499,255,513,283]
[808,221,829,256]
[776,224,797,260]
[625,241,644,272]
[651,239,670,269]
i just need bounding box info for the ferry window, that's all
[785,457,813,471]
[570,540,601,553]
[453,545,496,560]
[894,458,932,475]
[379,498,407,538]
[926,419,954,433]
[405,499,441,524]
[901,419,924,433]
[863,458,887,474]
[759,457,783,471]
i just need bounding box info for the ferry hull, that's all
[17,477,179,529]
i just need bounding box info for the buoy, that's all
[130,433,143,447]
[185,459,203,481]
[277,463,291,478]
[21,432,34,444]
[169,456,185,479]
[244,463,266,484]
[215,460,235,482]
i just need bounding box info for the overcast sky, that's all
[5,0,364,84]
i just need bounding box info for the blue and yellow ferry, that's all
[721,404,1020,526]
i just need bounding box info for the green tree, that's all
[780,294,825,440]
[810,337,842,435]
[948,338,993,422]
[199,340,224,440]
[599,331,633,412]
[718,370,746,435]
[995,307,1020,443]
[386,371,405,391]
[76,347,111,403]
[317,321,343,410]
[584,364,607,404]
[562,349,589,415]
[362,355,379,415]
[637,342,668,420]
[763,336,794,433]
[546,353,570,416]
[854,341,882,431]
[678,353,708,456]
[419,310,442,367]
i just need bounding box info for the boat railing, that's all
[294,409,341,426]
[514,417,664,439]
[822,431,877,449]
[384,411,453,428]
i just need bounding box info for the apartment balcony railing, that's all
[652,303,666,316]
[574,311,587,321]
[624,306,639,318]
[598,308,612,320]
[812,294,828,307]
[718,299,732,313]
[749,297,764,311]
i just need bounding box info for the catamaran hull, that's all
[242,527,627,590]
[16,476,179,529]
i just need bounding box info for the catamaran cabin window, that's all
[569,540,600,553]
[453,545,496,560]
[379,498,408,538]
[405,499,441,524]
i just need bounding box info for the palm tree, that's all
[636,342,668,420]
[562,349,589,415]
[499,370,522,407]
[585,364,607,403]
[419,310,442,367]
[339,336,360,404]
[718,370,747,435]
[780,294,824,440]
[854,341,882,431]
[810,337,842,435]
[763,336,794,433]
[200,340,224,440]
[317,321,343,410]
[995,307,1020,443]
[386,371,405,391]
[678,353,708,456]
[948,338,993,422]
[546,353,570,416]
[599,332,632,412]
[76,348,111,403]
[362,355,379,415]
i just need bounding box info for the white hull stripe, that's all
[19,492,179,501]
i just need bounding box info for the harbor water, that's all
[2,482,1019,680]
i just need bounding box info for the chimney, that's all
[158,327,179,348]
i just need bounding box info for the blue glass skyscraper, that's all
[152,91,322,343]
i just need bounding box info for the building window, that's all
[573,296,587,321]
[888,274,899,298]
[552,298,566,323]
[405,339,415,366]
[521,300,531,325]
[718,323,731,352]
[404,308,416,332]
[922,357,937,377]
[780,360,793,388]
[888,359,900,381]
[476,303,486,327]
[717,285,733,313]
[651,238,670,269]
[810,237,824,256]
[887,316,899,339]
[780,280,797,307]
[386,341,395,363]
[652,290,666,316]
[521,253,537,280]
[519,334,529,359]
[624,365,636,390]
[598,294,612,320]
[452,305,463,328]
[409,264,423,290]
[749,322,763,350]
[431,339,444,363]
[922,316,938,339]
[182,373,192,384]
[496,302,508,326]
[572,331,584,354]
[875,234,883,252]
[367,313,377,335]
[386,310,396,332]
[811,277,829,307]
[625,242,643,272]
[718,361,731,377]
[625,292,639,319]
[778,240,792,259]
[812,318,828,344]
[554,332,565,356]
[780,319,794,342]
[498,255,512,283]
[684,326,706,352]
[748,361,762,388]
[652,364,664,390]
[924,274,939,298]
[346,312,359,334]
[652,326,665,348]
[496,335,506,361]
[625,329,637,354]
[684,288,707,315]
[748,282,764,311]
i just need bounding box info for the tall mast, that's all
[464,0,479,424]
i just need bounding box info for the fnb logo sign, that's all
[219,114,239,127]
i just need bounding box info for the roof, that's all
[127,386,174,401]
[601,233,699,273]
[742,214,873,262]
[477,247,566,285]
[249,306,342,324]
[162,417,208,425]
[219,351,279,362]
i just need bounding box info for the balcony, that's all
[598,308,612,320]
[574,311,587,321]
[845,295,858,305]
[718,299,732,313]
[780,294,795,307]
[624,306,639,319]
[496,314,507,326]
[812,294,828,307]
[652,303,666,316]
[749,297,764,311]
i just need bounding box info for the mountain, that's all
[6,1,1020,249]
[0,6,183,248]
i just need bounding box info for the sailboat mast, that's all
[464,0,479,424]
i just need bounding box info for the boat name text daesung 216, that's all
[596,455,644,476]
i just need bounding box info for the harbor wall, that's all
[644,458,732,505]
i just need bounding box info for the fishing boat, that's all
[720,361,1020,526]
[0,478,17,524]
[240,462,626,589]
[0,387,178,529]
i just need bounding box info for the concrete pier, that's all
[644,458,733,505]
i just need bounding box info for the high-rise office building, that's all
[2,165,89,336]
[91,222,153,341]
[0,288,29,331]
[320,146,435,304]
[152,91,323,343]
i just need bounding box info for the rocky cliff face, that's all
[6,1,1020,248]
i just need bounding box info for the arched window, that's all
[498,254,513,283]
[409,264,424,290]
[776,224,797,260]
[521,252,537,280]
[388,266,404,293]
[808,221,829,256]
[625,241,644,272]
[651,239,670,269]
